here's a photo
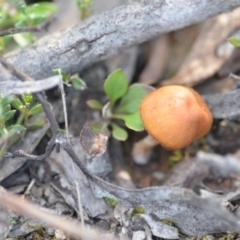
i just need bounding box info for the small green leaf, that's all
[17,2,28,14]
[53,68,70,82]
[131,206,146,217]
[86,99,103,110]
[53,68,60,75]
[29,104,43,116]
[8,125,26,133]
[76,0,93,9]
[3,110,16,122]
[104,69,128,106]
[3,104,11,114]
[25,3,57,20]
[161,219,173,226]
[103,197,118,207]
[11,97,23,111]
[72,77,87,90]
[169,150,184,162]
[22,94,33,105]
[120,112,144,131]
[111,123,128,141]
[229,37,240,47]
[1,97,13,108]
[15,19,28,28]
[116,83,154,114]
[27,119,46,130]
[13,32,35,47]
[0,128,5,136]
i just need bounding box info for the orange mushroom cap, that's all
[140,85,213,150]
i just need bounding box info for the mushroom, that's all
[140,85,213,150]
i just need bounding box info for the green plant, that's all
[0,93,45,158]
[11,94,44,128]
[168,150,184,168]
[131,206,146,217]
[0,1,57,157]
[76,0,93,19]
[103,197,118,207]
[0,1,57,53]
[0,96,24,158]
[53,69,87,91]
[86,69,153,141]
[229,37,240,47]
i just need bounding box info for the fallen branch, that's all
[0,187,116,240]
[3,0,240,80]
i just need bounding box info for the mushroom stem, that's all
[132,135,159,165]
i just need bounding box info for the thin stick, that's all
[229,73,240,81]
[58,74,85,226]
[0,188,116,240]
[71,151,85,226]
[58,75,69,142]
[0,15,55,37]
[23,179,35,196]
[74,178,85,227]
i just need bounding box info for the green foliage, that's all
[229,37,240,47]
[27,119,46,131]
[10,95,43,126]
[0,93,45,158]
[131,206,146,217]
[168,150,184,168]
[119,112,144,131]
[0,94,43,134]
[0,1,57,53]
[76,0,93,19]
[3,110,16,122]
[28,103,43,116]
[72,77,87,90]
[103,197,118,207]
[117,83,151,114]
[86,99,103,110]
[0,1,52,157]
[111,123,128,141]
[53,69,87,91]
[24,2,57,23]
[104,69,128,107]
[0,96,25,158]
[22,94,33,105]
[87,69,153,141]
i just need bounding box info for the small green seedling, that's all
[86,69,154,141]
[11,94,43,127]
[0,1,57,53]
[131,206,146,217]
[0,96,25,158]
[229,37,240,48]
[53,69,87,91]
[76,0,93,19]
[103,197,118,207]
[0,93,45,158]
[168,150,184,168]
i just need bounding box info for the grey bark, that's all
[3,0,240,81]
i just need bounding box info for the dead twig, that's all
[4,136,56,161]
[229,73,240,81]
[0,187,115,240]
[0,15,55,37]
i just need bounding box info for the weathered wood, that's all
[3,0,240,81]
